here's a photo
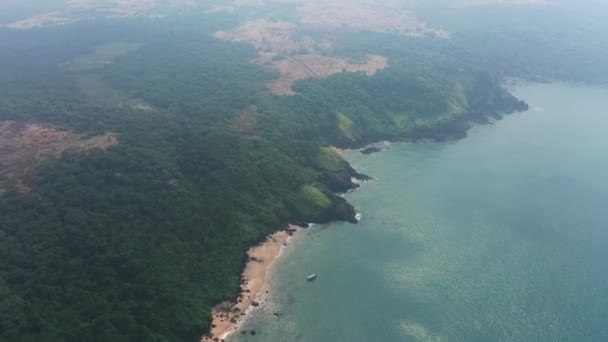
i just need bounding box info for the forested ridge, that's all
[0,4,606,341]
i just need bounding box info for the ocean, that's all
[232,83,608,341]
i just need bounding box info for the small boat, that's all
[307,273,317,282]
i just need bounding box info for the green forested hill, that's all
[0,2,605,341]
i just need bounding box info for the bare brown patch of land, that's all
[215,19,315,54]
[294,1,450,38]
[212,0,452,94]
[233,106,257,135]
[0,121,118,194]
[265,54,389,95]
[215,19,390,95]
[211,0,449,38]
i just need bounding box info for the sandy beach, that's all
[202,225,303,342]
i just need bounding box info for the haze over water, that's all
[233,83,608,341]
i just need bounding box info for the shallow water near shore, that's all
[231,83,608,341]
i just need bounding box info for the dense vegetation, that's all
[0,18,366,342]
[1,3,606,341]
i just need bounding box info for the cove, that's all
[233,83,608,341]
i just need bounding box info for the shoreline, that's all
[200,80,532,342]
[200,103,530,340]
[202,225,304,342]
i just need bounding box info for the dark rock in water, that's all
[354,172,373,182]
[251,330,256,336]
[240,330,248,335]
[361,146,381,155]
[251,301,259,307]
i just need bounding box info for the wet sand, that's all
[202,225,303,342]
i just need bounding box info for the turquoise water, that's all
[233,83,608,341]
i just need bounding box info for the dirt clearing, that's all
[0,121,118,194]
[265,54,389,95]
[295,1,450,38]
[215,19,314,53]
[233,106,257,135]
[215,18,390,95]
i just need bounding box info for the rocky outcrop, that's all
[361,146,381,155]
